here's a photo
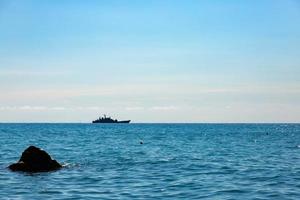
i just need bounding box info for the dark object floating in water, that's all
[8,146,62,172]
[92,114,130,123]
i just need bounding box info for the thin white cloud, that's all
[2,83,299,104]
[125,106,145,111]
[51,107,66,111]
[0,106,18,110]
[19,106,47,110]
[0,106,96,111]
[150,106,179,111]
[86,106,104,110]
[0,106,67,111]
[0,105,180,112]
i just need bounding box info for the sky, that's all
[0,0,299,123]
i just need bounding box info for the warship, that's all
[92,115,131,123]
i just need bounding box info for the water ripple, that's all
[0,123,299,199]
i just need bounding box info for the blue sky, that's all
[0,0,299,122]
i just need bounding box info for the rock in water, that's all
[8,146,62,172]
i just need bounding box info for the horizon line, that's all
[0,122,299,124]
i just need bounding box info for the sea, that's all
[0,123,299,199]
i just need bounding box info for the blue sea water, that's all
[0,123,300,199]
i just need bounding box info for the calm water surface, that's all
[0,123,300,199]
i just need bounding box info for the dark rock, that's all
[9,146,62,172]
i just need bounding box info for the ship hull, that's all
[116,120,131,123]
[92,120,130,124]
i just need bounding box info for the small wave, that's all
[61,162,80,169]
[286,145,300,149]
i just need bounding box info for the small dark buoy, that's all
[140,141,143,144]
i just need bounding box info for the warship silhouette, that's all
[92,115,131,123]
